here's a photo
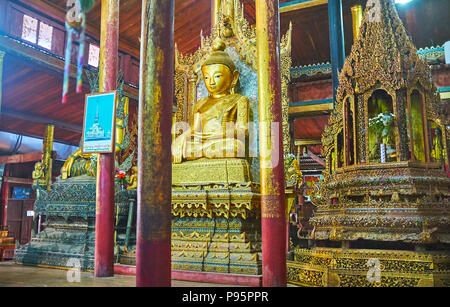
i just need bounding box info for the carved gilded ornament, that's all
[288,247,450,287]
[322,0,448,166]
[308,0,450,247]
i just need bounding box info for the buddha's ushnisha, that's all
[172,40,250,163]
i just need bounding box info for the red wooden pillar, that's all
[94,0,119,278]
[1,165,10,226]
[256,0,287,287]
[0,50,4,111]
[286,220,290,253]
[136,0,174,287]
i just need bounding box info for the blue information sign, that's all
[82,91,117,153]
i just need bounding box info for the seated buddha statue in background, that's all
[172,40,250,163]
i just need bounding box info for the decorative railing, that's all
[290,62,331,79]
[290,45,446,78]
[416,45,445,62]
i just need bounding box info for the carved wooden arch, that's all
[363,86,399,163]
[342,95,357,167]
[406,85,430,162]
[334,127,344,170]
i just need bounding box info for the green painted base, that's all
[14,176,136,271]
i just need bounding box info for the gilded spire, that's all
[336,0,431,101]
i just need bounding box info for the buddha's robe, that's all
[181,93,249,160]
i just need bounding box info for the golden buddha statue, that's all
[32,161,45,186]
[127,166,138,190]
[431,127,443,161]
[172,40,249,163]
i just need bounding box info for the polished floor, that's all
[0,262,241,287]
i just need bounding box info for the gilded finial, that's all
[203,39,236,72]
[212,38,226,52]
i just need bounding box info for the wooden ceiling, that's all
[282,0,450,66]
[0,52,87,145]
[34,0,255,57]
[2,0,449,146]
[24,0,450,66]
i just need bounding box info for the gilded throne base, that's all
[287,248,450,287]
[287,162,450,287]
[171,158,262,275]
[14,176,134,271]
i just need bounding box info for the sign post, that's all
[82,90,117,277]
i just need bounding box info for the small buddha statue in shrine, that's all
[431,127,444,162]
[172,40,250,163]
[32,161,45,186]
[127,166,138,190]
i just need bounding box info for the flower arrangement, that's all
[115,169,130,190]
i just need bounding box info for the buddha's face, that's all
[201,64,237,98]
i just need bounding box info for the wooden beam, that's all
[279,0,362,13]
[3,177,34,185]
[289,102,333,115]
[0,152,42,164]
[295,139,322,146]
[280,0,328,13]
[307,148,326,167]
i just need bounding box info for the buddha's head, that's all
[201,40,239,98]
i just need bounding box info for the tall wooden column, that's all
[42,125,54,191]
[1,165,9,226]
[136,0,174,287]
[328,0,345,105]
[256,0,287,287]
[0,51,4,112]
[94,0,119,278]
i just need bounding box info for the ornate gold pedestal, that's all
[312,162,450,243]
[288,248,450,287]
[171,158,261,275]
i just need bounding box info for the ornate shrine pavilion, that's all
[0,0,449,288]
